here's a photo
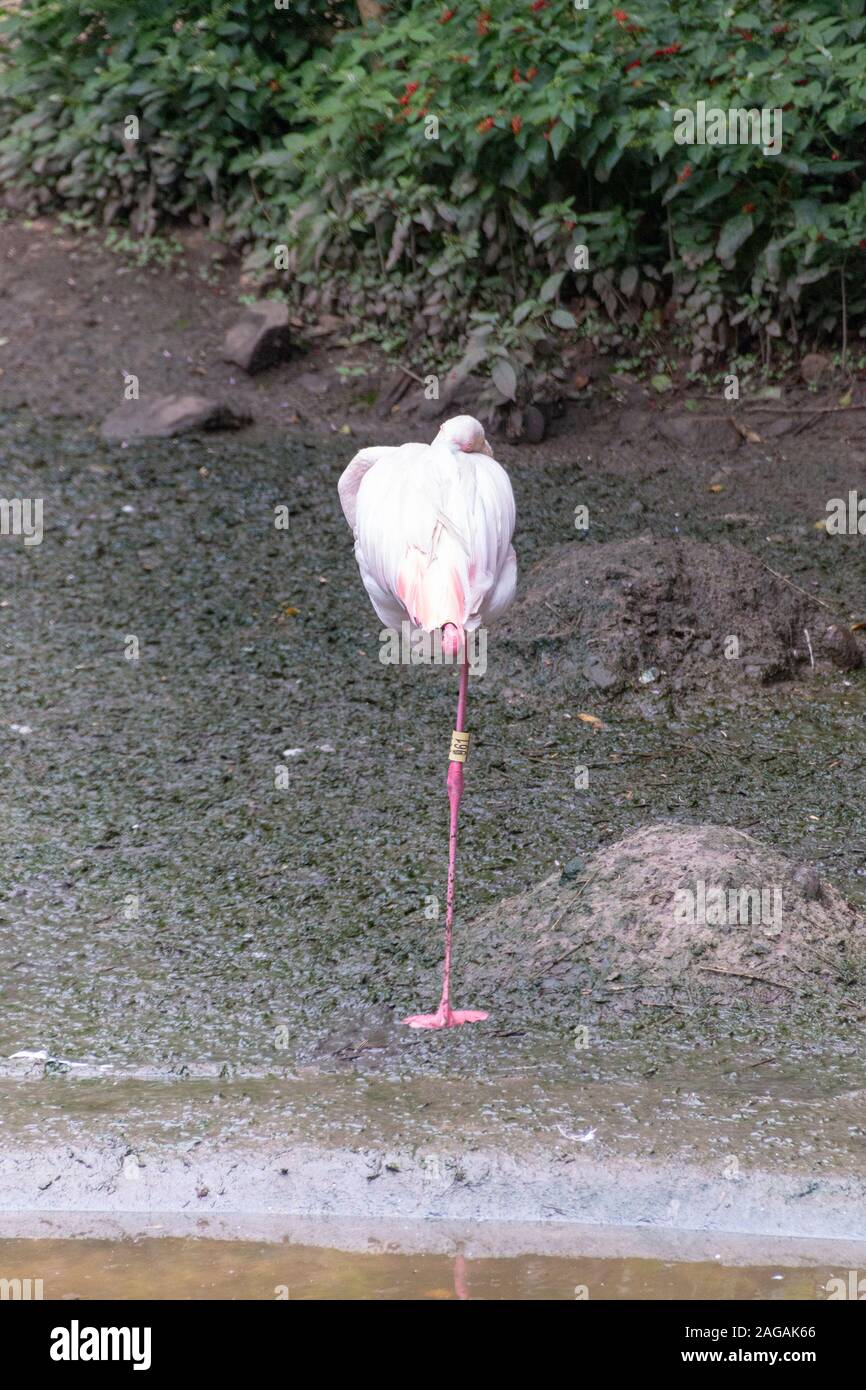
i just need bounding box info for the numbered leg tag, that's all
[449,730,471,763]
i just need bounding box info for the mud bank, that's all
[2,1037,866,1246]
[500,536,864,701]
[464,822,866,1021]
[1,1136,865,1252]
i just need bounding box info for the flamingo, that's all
[338,414,517,1028]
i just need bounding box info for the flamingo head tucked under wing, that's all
[435,415,493,456]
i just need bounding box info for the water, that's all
[0,1237,844,1301]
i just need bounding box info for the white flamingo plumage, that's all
[338,414,517,1027]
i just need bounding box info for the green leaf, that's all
[550,308,577,330]
[716,214,754,261]
[492,359,518,401]
[549,122,568,160]
[540,271,564,303]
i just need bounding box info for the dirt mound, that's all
[463,823,866,1019]
[499,537,860,700]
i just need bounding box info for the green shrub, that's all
[2,0,865,396]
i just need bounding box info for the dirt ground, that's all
[2,215,866,1241]
[501,536,864,702]
[465,822,866,1020]
[4,213,866,459]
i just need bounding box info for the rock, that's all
[101,395,252,442]
[417,394,449,421]
[295,371,332,397]
[524,404,547,443]
[559,856,585,884]
[657,414,740,453]
[583,655,620,691]
[222,300,293,374]
[821,623,864,671]
[800,352,829,386]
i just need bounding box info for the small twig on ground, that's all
[790,411,823,437]
[397,363,424,384]
[760,561,836,614]
[537,940,591,977]
[800,943,849,979]
[697,965,796,992]
[527,871,601,982]
[723,1055,777,1072]
[804,627,815,667]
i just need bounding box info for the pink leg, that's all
[403,632,489,1030]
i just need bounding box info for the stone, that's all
[101,395,252,442]
[295,371,331,397]
[560,856,585,885]
[821,623,864,671]
[222,300,293,374]
[657,414,740,453]
[583,654,620,691]
[524,404,547,443]
[800,352,829,386]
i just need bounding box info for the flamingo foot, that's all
[402,1004,489,1030]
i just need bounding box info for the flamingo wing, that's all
[350,442,515,636]
[339,415,516,640]
[338,444,408,533]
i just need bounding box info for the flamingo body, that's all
[338,415,516,653]
[338,415,516,1028]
